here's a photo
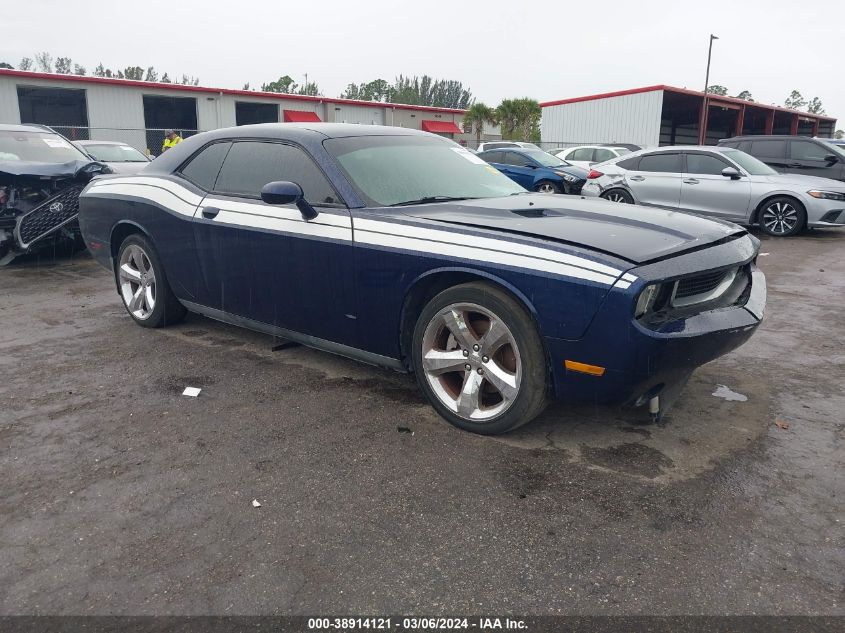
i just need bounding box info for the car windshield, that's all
[520,149,566,168]
[721,149,778,176]
[324,135,525,206]
[818,139,845,159]
[82,143,148,162]
[0,130,90,163]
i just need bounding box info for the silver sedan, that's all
[580,146,845,236]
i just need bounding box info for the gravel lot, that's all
[0,228,842,616]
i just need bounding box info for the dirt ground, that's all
[0,228,842,616]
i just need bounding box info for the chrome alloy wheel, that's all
[762,201,799,235]
[536,182,557,193]
[420,302,521,422]
[118,244,156,320]
[605,191,630,203]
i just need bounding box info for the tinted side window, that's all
[750,140,786,157]
[503,152,532,167]
[569,148,594,162]
[481,151,504,163]
[638,153,682,173]
[686,153,730,175]
[616,156,640,170]
[214,141,339,204]
[593,148,615,162]
[179,142,231,190]
[790,140,828,161]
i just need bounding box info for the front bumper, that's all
[806,200,845,227]
[545,240,765,408]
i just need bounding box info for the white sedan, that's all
[550,145,631,169]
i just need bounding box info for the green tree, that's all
[262,75,298,93]
[73,64,86,76]
[297,81,321,96]
[734,90,754,101]
[54,57,72,74]
[806,97,825,115]
[93,63,107,77]
[34,51,53,73]
[19,57,33,71]
[0,62,13,69]
[513,98,541,141]
[784,90,806,110]
[495,99,520,140]
[123,66,144,80]
[706,85,728,95]
[144,67,158,82]
[161,73,171,84]
[835,129,844,140]
[242,82,250,90]
[463,102,498,144]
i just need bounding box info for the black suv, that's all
[718,135,845,182]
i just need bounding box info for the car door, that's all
[787,139,843,181]
[191,140,355,345]
[565,148,594,169]
[624,152,683,209]
[747,139,788,173]
[499,151,538,188]
[679,151,751,221]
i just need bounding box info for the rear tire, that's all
[411,282,548,435]
[758,196,806,237]
[601,189,634,204]
[116,234,187,328]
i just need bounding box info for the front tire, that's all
[601,188,634,204]
[411,282,548,435]
[116,234,187,328]
[758,196,806,237]
[534,180,561,194]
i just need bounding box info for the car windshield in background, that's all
[615,148,632,155]
[722,149,778,176]
[521,149,566,168]
[325,135,525,206]
[84,144,148,162]
[0,130,90,163]
[818,140,845,159]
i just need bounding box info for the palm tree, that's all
[463,103,498,146]
[496,99,520,140]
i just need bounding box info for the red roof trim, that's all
[421,120,463,134]
[540,84,836,121]
[0,68,467,115]
[283,110,322,122]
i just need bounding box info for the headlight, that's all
[554,171,578,182]
[808,190,845,201]
[634,284,659,318]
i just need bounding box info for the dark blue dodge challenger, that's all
[78,124,765,434]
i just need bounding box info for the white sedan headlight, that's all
[808,190,845,201]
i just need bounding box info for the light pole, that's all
[700,34,719,144]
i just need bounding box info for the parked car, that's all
[825,138,845,148]
[79,124,765,434]
[550,145,632,169]
[478,148,589,194]
[0,123,110,265]
[581,145,845,237]
[476,141,541,153]
[717,135,845,183]
[73,140,151,174]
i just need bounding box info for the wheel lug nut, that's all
[482,356,489,363]
[473,344,480,351]
[464,364,472,371]
[462,349,469,357]
[477,368,484,375]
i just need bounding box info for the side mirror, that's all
[824,154,839,164]
[260,180,318,220]
[721,167,741,180]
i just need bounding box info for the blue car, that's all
[78,124,765,435]
[477,147,589,194]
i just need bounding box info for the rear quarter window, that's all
[616,156,640,170]
[750,140,786,157]
[179,142,232,190]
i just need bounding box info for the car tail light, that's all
[587,169,603,179]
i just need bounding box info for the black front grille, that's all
[15,185,84,249]
[675,269,727,299]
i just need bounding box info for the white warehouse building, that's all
[540,84,836,148]
[0,69,499,153]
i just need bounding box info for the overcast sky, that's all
[3,0,843,125]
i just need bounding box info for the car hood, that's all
[550,164,589,179]
[0,158,103,179]
[754,173,845,190]
[398,194,746,264]
[102,161,150,174]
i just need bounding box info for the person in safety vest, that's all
[161,129,182,153]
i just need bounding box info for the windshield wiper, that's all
[389,196,477,207]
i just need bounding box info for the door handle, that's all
[201,206,220,219]
[683,178,700,184]
[629,175,645,181]
[786,163,802,168]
